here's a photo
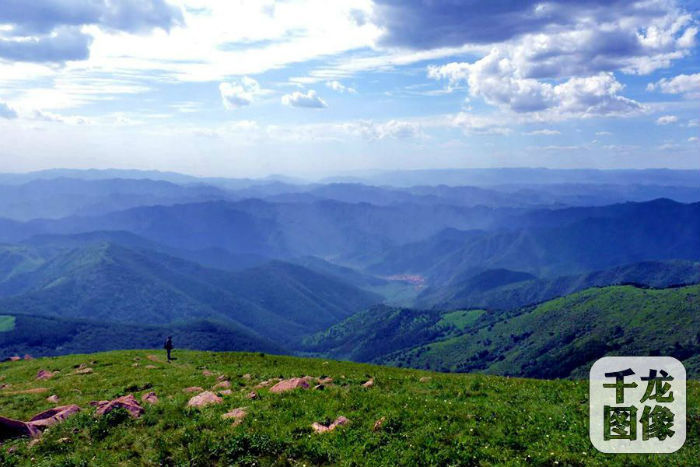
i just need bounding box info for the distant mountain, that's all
[383,283,700,378]
[0,314,284,360]
[370,199,700,283]
[0,241,381,344]
[417,260,700,309]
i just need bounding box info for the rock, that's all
[372,416,386,432]
[212,380,231,390]
[36,370,54,381]
[246,391,258,400]
[221,408,247,420]
[0,405,81,440]
[216,374,227,381]
[23,355,33,361]
[75,367,93,375]
[419,376,431,383]
[46,395,60,403]
[318,377,333,385]
[0,384,9,390]
[242,373,252,380]
[218,389,232,396]
[312,416,350,434]
[314,384,325,390]
[132,363,139,367]
[362,378,374,388]
[254,378,280,389]
[186,391,222,408]
[182,386,203,393]
[145,365,157,369]
[28,405,81,429]
[202,370,214,377]
[269,378,310,394]
[141,392,158,404]
[8,356,20,362]
[95,394,144,418]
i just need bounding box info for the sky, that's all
[0,0,699,178]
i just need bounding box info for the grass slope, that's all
[384,284,700,378]
[0,350,698,466]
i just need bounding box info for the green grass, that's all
[0,315,15,332]
[0,350,698,466]
[438,310,485,331]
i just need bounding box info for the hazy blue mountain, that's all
[0,241,381,344]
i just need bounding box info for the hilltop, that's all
[1,350,698,466]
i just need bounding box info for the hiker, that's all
[164,336,174,361]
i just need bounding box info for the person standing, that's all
[164,336,174,362]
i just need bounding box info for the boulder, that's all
[217,375,227,382]
[0,416,41,440]
[94,394,144,418]
[212,380,231,390]
[46,395,60,403]
[28,405,81,429]
[36,370,54,381]
[202,370,214,377]
[218,389,232,396]
[183,386,203,393]
[269,378,310,394]
[312,416,350,434]
[141,392,158,404]
[0,405,80,441]
[318,377,333,385]
[8,356,20,362]
[186,391,222,408]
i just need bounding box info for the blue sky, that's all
[0,0,698,178]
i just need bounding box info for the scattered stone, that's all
[94,394,144,418]
[269,378,310,394]
[372,416,386,432]
[74,367,93,375]
[132,363,139,367]
[362,378,374,388]
[183,386,203,393]
[246,391,258,400]
[46,395,60,404]
[36,370,54,381]
[217,374,227,382]
[0,405,81,440]
[23,355,33,361]
[242,373,252,380]
[145,365,157,369]
[186,391,222,408]
[212,380,231,390]
[218,389,232,396]
[141,392,158,404]
[419,376,431,383]
[312,416,350,434]
[8,356,20,362]
[221,408,247,420]
[0,384,10,390]
[202,370,214,377]
[318,377,333,385]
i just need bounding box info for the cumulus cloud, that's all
[326,80,357,94]
[219,77,264,109]
[0,102,17,119]
[656,115,678,125]
[0,0,182,63]
[647,73,700,98]
[281,90,327,109]
[348,120,422,139]
[429,53,643,119]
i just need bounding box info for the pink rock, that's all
[28,405,81,429]
[141,392,158,404]
[46,395,60,403]
[217,374,227,381]
[0,416,41,440]
[246,391,258,400]
[36,370,54,381]
[186,391,223,408]
[183,386,203,393]
[202,370,214,377]
[269,378,310,394]
[318,377,333,384]
[23,354,33,361]
[221,408,247,420]
[218,389,233,396]
[212,380,231,389]
[311,416,350,434]
[8,356,20,362]
[95,394,144,418]
[242,373,252,380]
[362,378,374,388]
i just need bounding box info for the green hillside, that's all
[384,284,700,378]
[1,350,698,466]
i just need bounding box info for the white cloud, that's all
[0,101,17,119]
[647,73,700,98]
[281,89,327,108]
[326,80,357,94]
[688,119,699,128]
[689,136,699,143]
[219,77,265,109]
[595,131,613,136]
[346,120,423,139]
[656,115,678,125]
[524,129,560,135]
